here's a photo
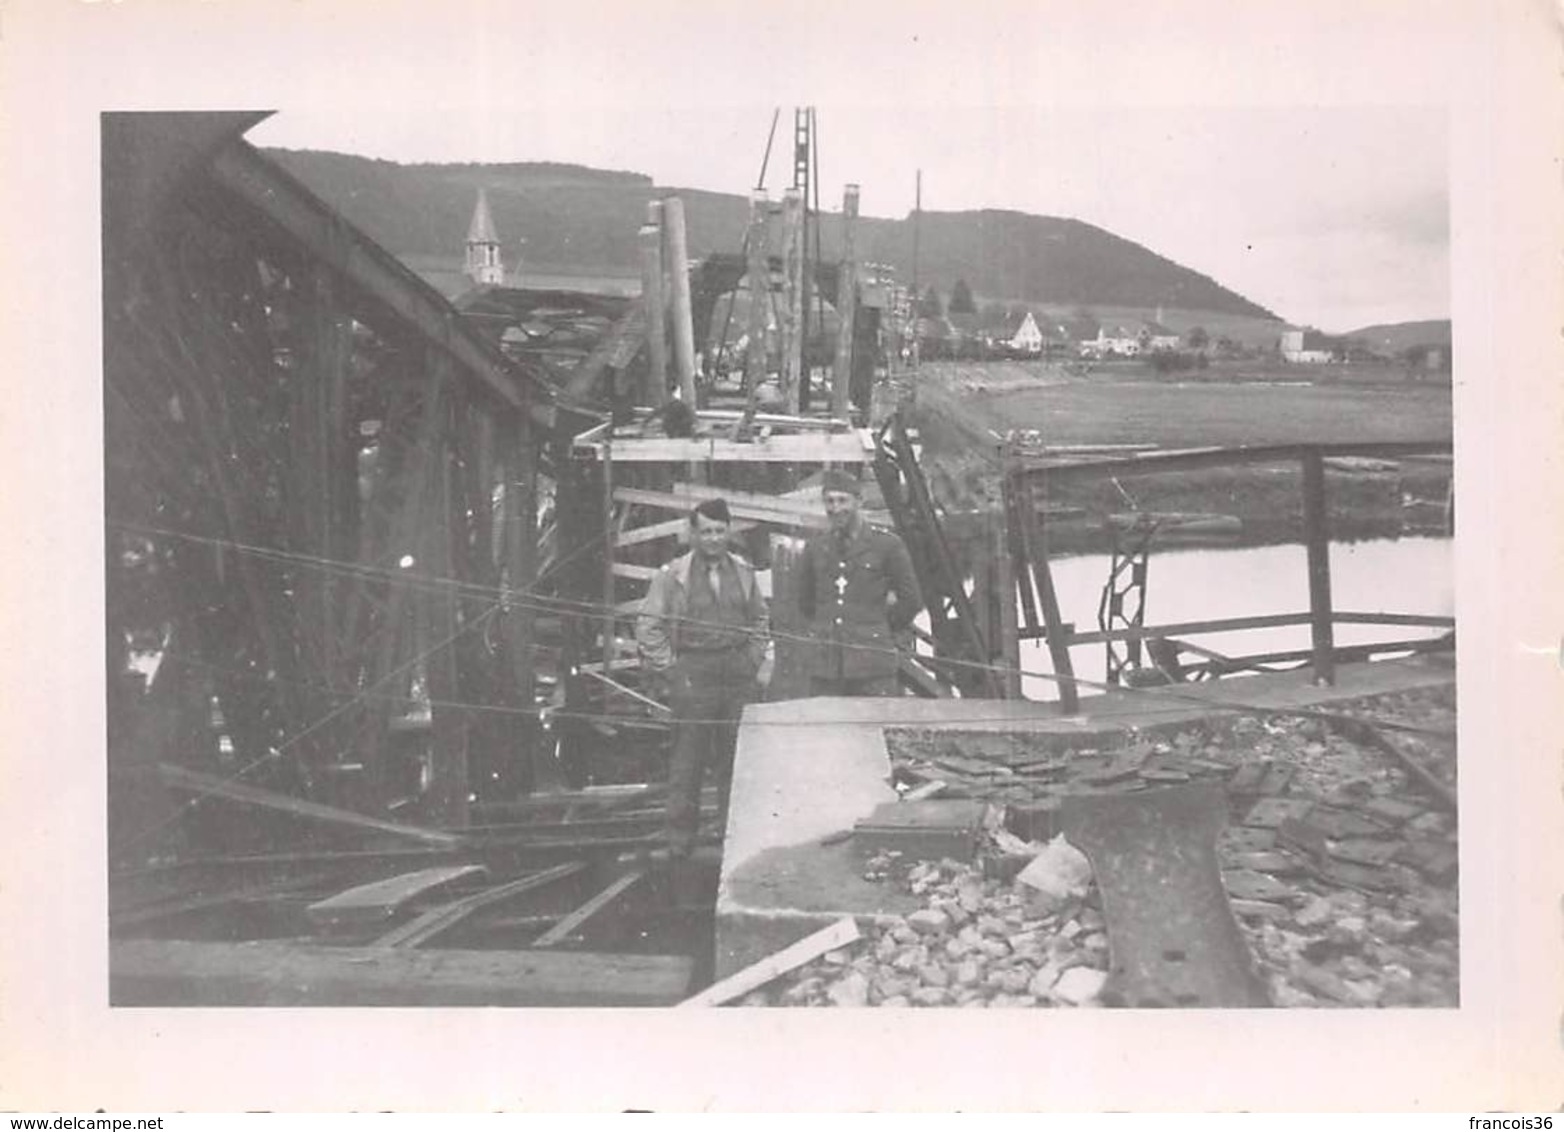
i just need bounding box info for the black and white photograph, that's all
[4,0,1561,1113]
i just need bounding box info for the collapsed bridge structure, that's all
[104,111,1455,1008]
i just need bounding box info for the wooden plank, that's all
[372,860,589,949]
[611,562,659,581]
[111,939,694,1008]
[158,763,465,847]
[612,485,829,530]
[207,140,557,429]
[678,916,860,1007]
[578,431,874,464]
[531,870,646,948]
[306,865,487,930]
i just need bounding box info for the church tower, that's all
[464,188,506,286]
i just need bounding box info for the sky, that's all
[0,0,1471,333]
[251,103,1448,333]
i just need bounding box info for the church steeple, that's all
[464,188,505,286]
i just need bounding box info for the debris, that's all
[1014,834,1093,906]
[1052,966,1108,1006]
[679,916,861,1007]
[827,971,870,1007]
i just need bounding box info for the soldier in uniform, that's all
[636,498,772,856]
[796,469,923,696]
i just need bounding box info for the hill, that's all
[1342,319,1451,354]
[264,148,1281,321]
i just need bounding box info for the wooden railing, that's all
[1001,440,1454,711]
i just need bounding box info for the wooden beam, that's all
[306,865,487,931]
[206,140,558,430]
[422,354,470,828]
[373,860,588,949]
[578,431,874,464]
[779,188,805,412]
[744,189,770,414]
[831,184,859,419]
[1016,472,1079,712]
[678,916,859,1007]
[637,222,668,407]
[1019,439,1452,483]
[158,763,465,847]
[111,938,694,1007]
[613,485,828,530]
[499,410,540,791]
[566,299,647,402]
[531,870,646,948]
[1301,450,1335,686]
[661,197,699,406]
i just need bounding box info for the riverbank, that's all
[898,361,1453,557]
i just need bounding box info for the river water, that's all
[1007,536,1453,701]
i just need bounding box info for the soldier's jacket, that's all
[797,520,923,680]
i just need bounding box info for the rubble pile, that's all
[751,686,1458,1007]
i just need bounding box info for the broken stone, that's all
[955,958,983,987]
[907,908,950,935]
[822,949,850,966]
[1293,962,1355,1003]
[880,995,911,1008]
[1230,898,1291,922]
[890,924,919,946]
[910,986,949,1007]
[1081,932,1109,952]
[976,914,1008,937]
[1028,964,1062,997]
[1052,966,1109,1006]
[979,938,1012,960]
[1015,834,1093,905]
[1293,896,1334,928]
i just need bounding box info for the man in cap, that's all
[637,497,772,856]
[796,469,923,696]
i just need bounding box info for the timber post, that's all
[637,220,668,407]
[661,197,699,407]
[1301,448,1336,685]
[831,184,859,420]
[780,188,805,412]
[743,189,770,413]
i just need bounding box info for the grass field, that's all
[917,361,1452,450]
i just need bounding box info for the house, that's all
[1003,311,1044,354]
[1280,327,1338,364]
[1138,320,1181,353]
[1083,324,1140,358]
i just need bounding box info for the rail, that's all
[1002,440,1454,711]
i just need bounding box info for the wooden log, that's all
[831,184,859,420]
[637,224,668,407]
[779,188,805,412]
[531,870,646,948]
[306,865,487,930]
[157,763,465,847]
[111,938,694,1007]
[678,916,859,1007]
[661,197,698,406]
[373,860,588,949]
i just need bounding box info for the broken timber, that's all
[305,865,487,931]
[531,870,646,948]
[372,861,588,949]
[678,916,860,1007]
[158,764,465,848]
